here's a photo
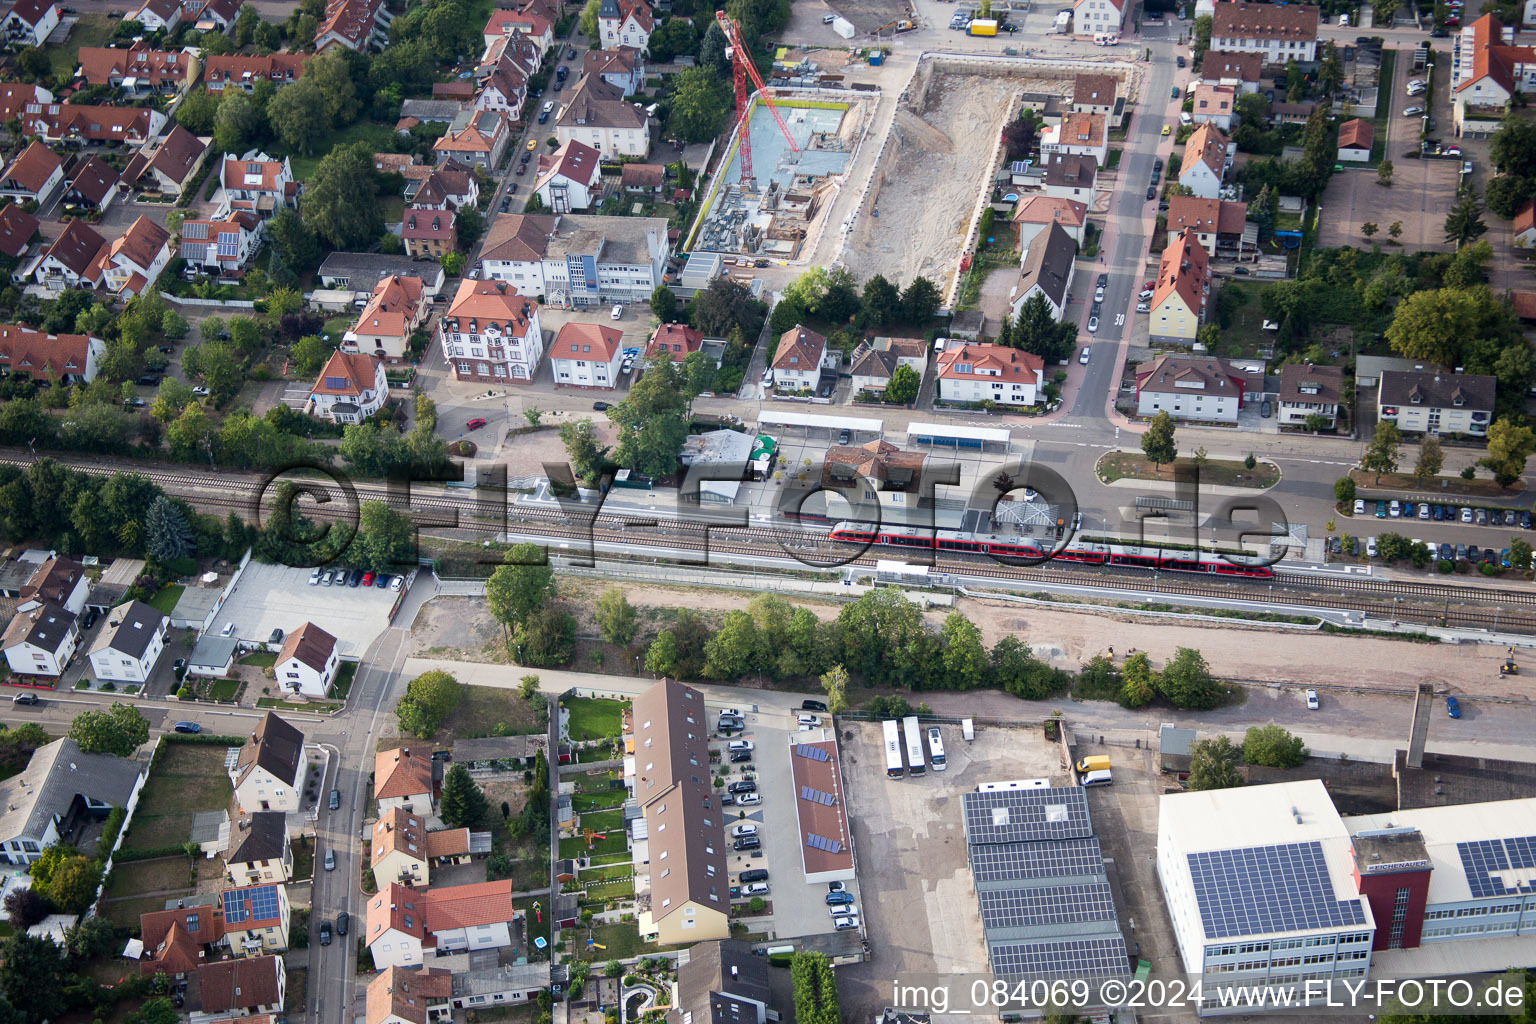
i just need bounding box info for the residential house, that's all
[1190,84,1236,131]
[478,30,541,81]
[319,252,444,298]
[274,621,341,696]
[668,940,772,1024]
[1164,195,1248,258]
[316,0,391,51]
[645,321,704,365]
[0,140,62,204]
[138,903,223,976]
[472,47,529,123]
[1277,363,1344,428]
[550,321,624,388]
[1,603,77,679]
[85,604,171,680]
[1378,370,1495,436]
[626,679,731,944]
[75,44,193,95]
[125,0,180,31]
[97,214,171,298]
[1179,123,1232,199]
[435,109,509,169]
[0,0,57,46]
[310,350,389,425]
[409,163,478,210]
[1147,228,1211,346]
[534,140,602,212]
[1038,112,1108,167]
[219,151,299,218]
[178,212,265,276]
[0,83,51,124]
[771,325,827,394]
[935,343,1045,407]
[184,0,242,33]
[1011,195,1087,247]
[187,956,285,1020]
[1041,153,1097,205]
[367,966,453,1024]
[31,218,106,290]
[1210,2,1319,62]
[0,323,101,381]
[1135,353,1245,422]
[18,555,89,614]
[620,162,665,195]
[121,124,209,197]
[231,712,306,815]
[225,811,292,885]
[584,47,643,95]
[1073,0,1124,35]
[1517,200,1536,248]
[1200,50,1264,94]
[0,737,143,864]
[484,6,554,55]
[375,747,435,816]
[475,212,554,292]
[1453,15,1536,137]
[555,75,650,158]
[1072,73,1117,117]
[220,883,290,957]
[596,0,652,50]
[0,202,37,260]
[440,278,544,383]
[1337,118,1374,161]
[402,209,456,259]
[204,52,307,93]
[366,880,522,968]
[24,104,166,146]
[371,807,481,889]
[848,336,927,396]
[1009,221,1077,322]
[343,275,426,362]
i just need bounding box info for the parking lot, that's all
[708,702,862,940]
[209,561,403,656]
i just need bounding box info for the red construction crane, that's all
[716,9,799,187]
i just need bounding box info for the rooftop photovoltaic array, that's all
[793,744,829,761]
[222,884,281,925]
[1187,842,1367,940]
[969,837,1105,883]
[806,832,843,854]
[989,937,1129,982]
[800,785,836,806]
[962,787,1092,846]
[1458,835,1536,897]
[978,882,1118,929]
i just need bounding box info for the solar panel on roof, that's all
[799,785,836,806]
[806,832,843,853]
[962,788,1092,845]
[793,744,829,761]
[1458,836,1536,897]
[222,884,280,925]
[1187,843,1366,939]
[969,838,1105,883]
[989,937,1129,982]
[978,882,1117,929]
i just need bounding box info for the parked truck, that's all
[1053,10,1071,32]
[968,18,997,34]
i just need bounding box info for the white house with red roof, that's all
[375,747,435,817]
[483,6,553,55]
[344,275,425,362]
[310,350,388,425]
[1010,195,1087,247]
[31,218,107,291]
[771,325,827,394]
[645,321,704,365]
[1190,84,1236,131]
[1209,2,1318,63]
[96,215,171,298]
[1,0,57,46]
[316,0,391,52]
[440,279,544,383]
[125,0,180,30]
[1179,123,1231,200]
[366,881,522,969]
[1039,112,1107,166]
[434,109,509,169]
[121,124,208,197]
[275,622,340,697]
[534,140,602,212]
[0,324,104,384]
[1147,228,1211,347]
[936,343,1045,407]
[178,212,263,275]
[597,0,651,50]
[550,321,623,389]
[25,104,166,146]
[1453,15,1536,137]
[75,43,192,96]
[0,140,62,205]
[0,203,39,261]
[1073,0,1124,35]
[219,151,299,218]
[408,162,478,211]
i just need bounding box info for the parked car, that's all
[329,789,341,810]
[593,400,611,411]
[732,823,758,837]
[362,572,375,587]
[1401,502,1414,518]
[733,836,760,851]
[1353,499,1365,515]
[1306,689,1319,710]
[1445,695,1462,718]
[730,750,752,763]
[310,568,323,585]
[1439,543,1453,562]
[1419,503,1430,520]
[1389,500,1401,518]
[1146,185,1157,200]
[1477,508,1489,525]
[1404,106,1425,116]
[828,880,845,893]
[742,882,770,896]
[319,921,332,946]
[1367,537,1378,557]
[801,699,828,712]
[11,692,38,705]
[1260,400,1272,417]
[337,911,349,936]
[82,607,99,629]
[1461,506,1474,522]
[1086,316,1099,333]
[826,891,854,906]
[727,780,756,794]
[1375,501,1387,519]
[324,849,336,871]
[348,570,363,587]
[737,792,761,806]
[834,916,861,930]
[174,722,201,734]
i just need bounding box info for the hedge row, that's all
[113,846,192,863]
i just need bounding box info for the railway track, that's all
[8,452,1536,634]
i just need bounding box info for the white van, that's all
[1339,12,1350,25]
[1080,769,1113,787]
[1180,110,1193,126]
[797,713,820,726]
[1093,32,1117,44]
[728,740,754,753]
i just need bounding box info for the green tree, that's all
[1479,418,1536,487]
[579,0,601,38]
[1386,287,1478,366]
[790,952,840,1024]
[145,494,193,562]
[1334,476,1356,505]
[1192,12,1212,62]
[990,636,1061,700]
[782,267,829,313]
[1242,724,1308,768]
[594,587,637,645]
[1491,112,1536,177]
[1316,41,1344,97]
[347,500,417,575]
[1414,436,1444,483]
[1444,187,1488,248]
[559,418,609,482]
[68,702,148,756]
[512,604,576,667]
[1141,410,1177,469]
[0,933,70,1022]
[1158,647,1224,709]
[668,67,731,143]
[939,612,989,690]
[1187,735,1243,791]
[440,763,490,828]
[267,78,330,153]
[269,209,321,272]
[1011,291,1076,364]
[302,143,383,250]
[1361,221,1378,240]
[1119,651,1156,708]
[1377,159,1394,186]
[291,334,332,376]
[650,285,678,322]
[131,997,182,1024]
[703,610,760,679]
[442,251,466,277]
[1362,420,1402,483]
[900,276,941,322]
[485,543,556,641]
[396,669,463,737]
[303,49,360,125]
[609,356,690,478]
[38,851,98,913]
[15,46,49,81]
[213,90,259,155]
[645,629,680,677]
[1484,173,1534,219]
[819,664,849,715]
[860,273,901,326]
[885,363,920,405]
[1512,537,1533,571]
[692,276,765,338]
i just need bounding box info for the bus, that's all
[926,726,947,771]
[902,716,926,776]
[882,720,904,779]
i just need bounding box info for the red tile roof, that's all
[0,202,38,258]
[1184,122,1229,176]
[1337,118,1374,151]
[1165,195,1247,236]
[772,325,826,372]
[480,213,556,262]
[1211,2,1319,42]
[205,52,308,90]
[0,327,95,380]
[402,209,455,242]
[1010,195,1086,228]
[553,321,622,364]
[0,83,51,122]
[2,140,59,195]
[1151,228,1210,316]
[76,43,190,87]
[646,321,702,360]
[194,956,283,1013]
[620,162,664,188]
[139,904,222,975]
[1456,15,1536,96]
[1516,199,1536,237]
[277,620,336,672]
[43,218,107,277]
[366,967,452,1024]
[935,343,1044,385]
[317,0,385,48]
[375,747,433,801]
[443,279,540,337]
[66,155,118,204]
[313,350,383,398]
[420,879,517,932]
[352,275,423,339]
[368,883,429,946]
[535,140,600,192]
[106,214,169,272]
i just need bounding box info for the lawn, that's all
[49,14,114,78]
[209,678,241,702]
[559,830,627,859]
[1097,452,1280,489]
[121,744,234,852]
[332,661,358,701]
[379,683,544,747]
[513,896,550,957]
[572,921,686,962]
[573,770,622,794]
[291,838,314,882]
[579,809,624,833]
[571,789,627,812]
[563,697,626,741]
[106,857,194,898]
[1213,279,1276,360]
[100,894,175,930]
[241,652,277,668]
[576,745,618,763]
[276,122,402,181]
[257,697,341,712]
[577,862,633,882]
[148,585,184,615]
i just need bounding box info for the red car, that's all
[362,572,374,586]
[466,417,487,430]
